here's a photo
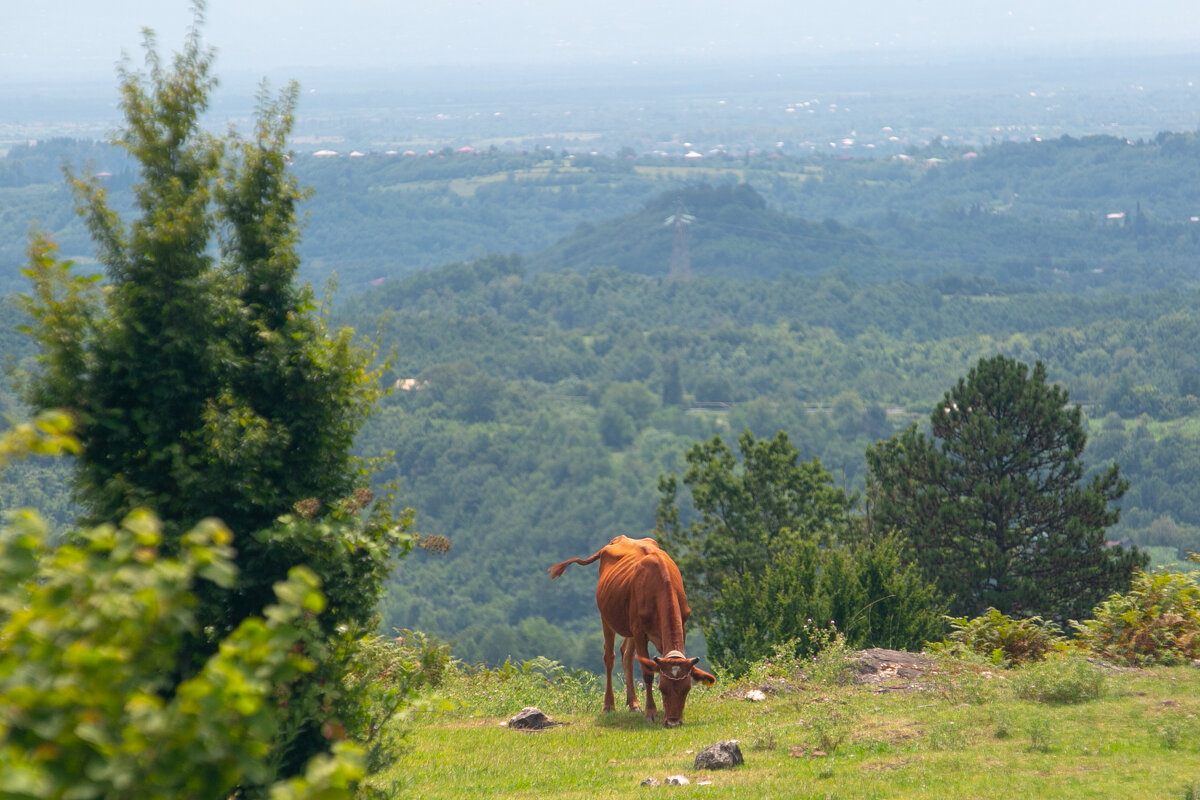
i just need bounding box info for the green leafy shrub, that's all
[1072,569,1200,665]
[803,624,858,687]
[1010,654,1106,704]
[930,607,1065,666]
[0,509,363,800]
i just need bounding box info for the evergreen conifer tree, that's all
[865,355,1146,622]
[18,7,410,790]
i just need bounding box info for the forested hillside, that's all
[340,254,1200,666]
[6,128,1200,667]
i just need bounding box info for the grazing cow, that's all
[548,535,715,727]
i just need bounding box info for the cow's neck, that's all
[652,564,687,654]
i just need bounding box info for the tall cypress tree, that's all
[866,355,1146,622]
[19,7,409,789]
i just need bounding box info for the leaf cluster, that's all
[656,429,945,674]
[1072,569,1200,665]
[0,508,363,800]
[930,607,1065,666]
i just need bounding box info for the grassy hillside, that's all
[385,653,1200,799]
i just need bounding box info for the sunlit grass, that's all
[385,659,1200,799]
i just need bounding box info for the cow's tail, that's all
[548,549,604,579]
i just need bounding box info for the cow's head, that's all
[636,650,717,727]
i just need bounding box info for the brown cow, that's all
[548,535,715,727]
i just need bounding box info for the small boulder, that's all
[693,740,744,770]
[639,777,660,787]
[666,775,690,785]
[505,706,560,731]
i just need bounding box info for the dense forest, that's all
[4,126,1200,668]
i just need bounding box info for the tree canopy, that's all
[655,430,943,673]
[15,10,409,792]
[865,355,1147,622]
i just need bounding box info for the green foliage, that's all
[801,626,858,688]
[14,11,408,792]
[1072,569,1200,665]
[656,429,854,616]
[0,410,78,464]
[930,608,1065,666]
[866,355,1147,621]
[657,430,944,674]
[735,624,856,689]
[1010,654,1106,704]
[707,536,946,675]
[19,13,387,571]
[1025,717,1053,753]
[0,508,364,800]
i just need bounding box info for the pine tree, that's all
[865,355,1146,622]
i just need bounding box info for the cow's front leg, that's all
[639,652,658,723]
[602,625,617,713]
[620,639,641,711]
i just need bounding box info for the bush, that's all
[0,509,363,800]
[1072,569,1200,665]
[707,536,946,676]
[1010,655,1106,704]
[929,608,1065,666]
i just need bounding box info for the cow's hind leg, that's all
[620,639,641,711]
[601,624,617,713]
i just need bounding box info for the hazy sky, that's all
[4,0,1200,83]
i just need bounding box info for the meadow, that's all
[383,652,1200,799]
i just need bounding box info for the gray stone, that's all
[693,740,744,770]
[666,775,690,785]
[505,706,560,730]
[640,777,660,787]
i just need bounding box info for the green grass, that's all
[381,658,1200,799]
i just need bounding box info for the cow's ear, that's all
[638,655,660,673]
[690,665,717,686]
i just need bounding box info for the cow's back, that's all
[594,536,688,637]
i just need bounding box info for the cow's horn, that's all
[664,650,685,660]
